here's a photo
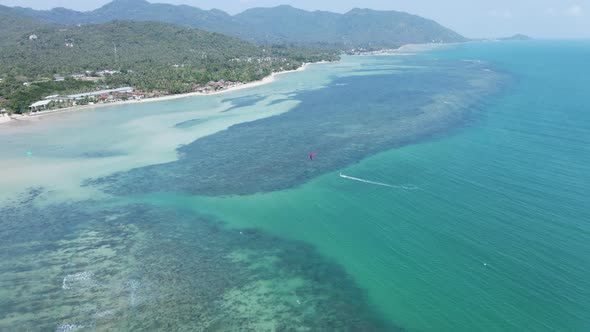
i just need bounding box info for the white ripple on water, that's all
[126,279,141,308]
[93,309,116,319]
[62,271,93,290]
[55,323,85,332]
[339,173,420,190]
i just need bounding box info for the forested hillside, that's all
[235,6,466,46]
[0,7,338,113]
[12,0,467,47]
[0,0,467,113]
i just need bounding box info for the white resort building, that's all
[29,100,52,112]
[67,87,134,100]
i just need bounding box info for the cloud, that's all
[565,5,583,16]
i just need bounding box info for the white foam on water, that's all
[94,309,116,319]
[104,212,130,222]
[127,279,141,308]
[55,323,84,332]
[62,271,93,290]
[339,173,420,190]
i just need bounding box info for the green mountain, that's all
[235,6,465,46]
[0,17,335,79]
[0,5,49,47]
[11,0,467,47]
[0,12,258,76]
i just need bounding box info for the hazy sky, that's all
[1,0,588,38]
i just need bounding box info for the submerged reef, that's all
[89,59,506,197]
[0,189,396,331]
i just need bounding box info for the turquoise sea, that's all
[1,41,589,331]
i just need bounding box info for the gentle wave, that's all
[339,173,420,190]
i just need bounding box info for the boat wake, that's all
[339,173,419,190]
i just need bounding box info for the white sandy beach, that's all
[0,116,11,124]
[0,63,314,124]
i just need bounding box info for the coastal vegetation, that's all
[0,7,339,113]
[0,78,95,113]
[0,0,466,114]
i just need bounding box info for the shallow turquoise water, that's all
[1,41,589,331]
[142,41,590,330]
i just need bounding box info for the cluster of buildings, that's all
[26,77,252,112]
[66,87,134,100]
[191,80,241,94]
[26,79,246,112]
[229,57,277,63]
[25,77,251,113]
[29,87,135,112]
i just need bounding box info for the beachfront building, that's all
[29,100,51,112]
[67,87,134,100]
[0,108,8,117]
[132,90,145,100]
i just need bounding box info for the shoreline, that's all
[1,62,320,123]
[355,42,462,57]
[0,43,465,125]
